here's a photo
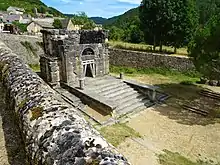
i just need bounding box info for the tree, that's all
[188,14,220,80]
[139,0,174,51]
[71,12,96,29]
[167,0,198,53]
[108,26,124,41]
[53,19,62,29]
[139,0,198,52]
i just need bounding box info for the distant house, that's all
[20,14,32,24]
[59,18,78,31]
[27,21,54,34]
[6,14,23,23]
[7,6,25,15]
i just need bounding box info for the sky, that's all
[41,0,141,18]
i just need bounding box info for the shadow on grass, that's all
[0,84,27,165]
[155,83,220,126]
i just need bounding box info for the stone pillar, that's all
[79,78,85,90]
[120,72,124,79]
[48,60,60,87]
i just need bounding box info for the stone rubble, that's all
[0,40,129,165]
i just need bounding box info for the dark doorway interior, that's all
[85,64,93,77]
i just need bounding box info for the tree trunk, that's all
[153,35,156,51]
[159,41,162,52]
[174,47,177,54]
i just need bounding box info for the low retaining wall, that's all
[0,41,129,165]
[109,48,195,72]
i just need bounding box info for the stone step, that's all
[116,96,147,111]
[104,87,135,98]
[116,102,146,116]
[86,80,121,91]
[97,83,126,94]
[101,85,131,96]
[108,89,139,100]
[117,95,147,110]
[86,78,121,87]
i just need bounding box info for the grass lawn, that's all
[108,41,188,56]
[158,150,220,165]
[99,123,141,147]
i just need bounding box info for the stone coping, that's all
[0,40,129,165]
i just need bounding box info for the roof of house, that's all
[60,19,71,29]
[6,14,21,23]
[30,21,54,29]
[7,6,25,12]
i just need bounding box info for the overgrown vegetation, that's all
[20,41,38,57]
[158,150,220,165]
[12,21,27,33]
[100,123,141,147]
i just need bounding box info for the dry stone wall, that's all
[0,33,43,64]
[0,41,129,165]
[109,48,195,72]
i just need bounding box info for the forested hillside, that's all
[0,0,64,17]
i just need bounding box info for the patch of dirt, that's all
[118,109,220,165]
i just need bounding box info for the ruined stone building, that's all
[40,29,109,87]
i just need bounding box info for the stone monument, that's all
[40,29,109,87]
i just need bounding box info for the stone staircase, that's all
[84,76,153,117]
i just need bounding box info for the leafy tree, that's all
[53,19,62,29]
[167,0,199,53]
[188,14,220,80]
[108,26,124,41]
[71,12,96,29]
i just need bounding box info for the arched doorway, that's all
[81,48,96,77]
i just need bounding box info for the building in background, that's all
[27,21,54,34]
[7,6,25,15]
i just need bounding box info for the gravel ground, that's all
[118,108,220,165]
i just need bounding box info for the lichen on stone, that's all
[30,106,43,121]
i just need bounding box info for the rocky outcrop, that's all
[0,41,129,165]
[109,48,195,72]
[0,33,43,64]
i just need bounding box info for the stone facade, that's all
[0,40,129,165]
[40,29,109,87]
[109,48,195,72]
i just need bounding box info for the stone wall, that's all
[109,48,195,72]
[0,33,43,64]
[0,41,129,165]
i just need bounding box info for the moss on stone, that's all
[18,99,28,110]
[30,107,43,121]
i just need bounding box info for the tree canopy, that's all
[71,12,96,29]
[139,0,198,51]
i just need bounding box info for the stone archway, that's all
[81,48,96,77]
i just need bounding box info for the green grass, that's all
[110,65,200,84]
[28,64,40,72]
[100,123,141,147]
[158,150,220,165]
[108,41,188,56]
